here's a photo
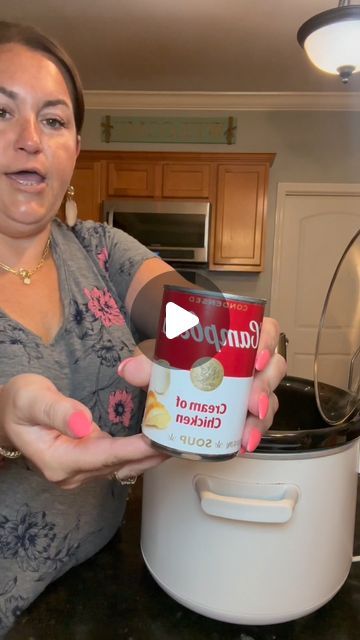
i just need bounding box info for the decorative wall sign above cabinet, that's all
[101,115,237,145]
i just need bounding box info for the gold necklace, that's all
[0,237,51,285]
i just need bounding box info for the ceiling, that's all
[1,0,360,94]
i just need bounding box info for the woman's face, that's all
[0,43,80,236]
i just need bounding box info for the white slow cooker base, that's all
[141,441,359,625]
[142,550,350,625]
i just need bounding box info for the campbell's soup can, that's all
[142,286,266,460]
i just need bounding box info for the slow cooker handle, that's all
[194,476,300,524]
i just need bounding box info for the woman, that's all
[0,21,286,634]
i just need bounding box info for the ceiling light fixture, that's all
[297,0,360,83]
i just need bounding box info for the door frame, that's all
[270,181,360,316]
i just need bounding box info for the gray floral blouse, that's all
[0,219,155,635]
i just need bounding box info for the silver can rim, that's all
[163,284,266,306]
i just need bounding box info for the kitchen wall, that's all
[81,109,360,310]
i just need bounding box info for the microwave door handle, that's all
[107,210,114,226]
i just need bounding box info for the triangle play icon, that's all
[165,302,200,339]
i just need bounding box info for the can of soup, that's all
[142,286,266,460]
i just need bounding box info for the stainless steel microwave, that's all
[102,198,210,263]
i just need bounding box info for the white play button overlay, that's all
[165,302,200,339]
[129,271,229,360]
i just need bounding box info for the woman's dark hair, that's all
[0,21,84,133]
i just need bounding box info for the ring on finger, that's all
[112,471,137,486]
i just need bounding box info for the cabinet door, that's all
[71,160,104,222]
[162,163,210,198]
[107,162,160,197]
[212,164,267,271]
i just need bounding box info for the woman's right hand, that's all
[0,373,165,489]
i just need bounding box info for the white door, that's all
[270,183,360,380]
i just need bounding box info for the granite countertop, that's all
[7,478,360,640]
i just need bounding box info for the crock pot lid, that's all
[314,229,360,425]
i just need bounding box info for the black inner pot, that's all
[258,376,360,453]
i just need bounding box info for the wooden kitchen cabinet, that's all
[70,151,274,271]
[107,159,210,199]
[162,163,210,198]
[69,154,106,221]
[212,163,269,271]
[108,162,160,197]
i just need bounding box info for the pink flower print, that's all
[97,247,109,272]
[84,287,125,327]
[108,389,134,428]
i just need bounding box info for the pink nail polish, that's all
[258,393,269,420]
[255,349,271,371]
[117,357,132,376]
[68,411,92,438]
[247,429,262,453]
[240,446,246,454]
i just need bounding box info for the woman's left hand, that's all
[239,316,287,453]
[118,316,287,454]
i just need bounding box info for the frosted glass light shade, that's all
[297,5,360,81]
[304,20,360,74]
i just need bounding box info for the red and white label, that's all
[142,287,265,458]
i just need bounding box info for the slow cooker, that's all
[141,229,360,624]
